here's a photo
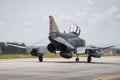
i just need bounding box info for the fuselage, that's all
[48,15,86,53]
[49,32,86,51]
[60,33,86,47]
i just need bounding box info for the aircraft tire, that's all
[76,58,79,63]
[38,55,43,62]
[87,55,92,63]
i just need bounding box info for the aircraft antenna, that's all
[32,37,47,46]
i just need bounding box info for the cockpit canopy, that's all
[69,23,81,36]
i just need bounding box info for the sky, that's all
[0,0,120,47]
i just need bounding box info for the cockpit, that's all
[69,23,81,36]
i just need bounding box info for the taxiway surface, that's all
[0,57,120,80]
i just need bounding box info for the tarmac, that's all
[0,56,120,80]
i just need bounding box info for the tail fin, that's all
[49,15,59,33]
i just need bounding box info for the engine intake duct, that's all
[59,44,67,52]
[47,43,56,52]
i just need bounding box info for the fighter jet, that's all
[30,15,114,63]
[7,15,114,63]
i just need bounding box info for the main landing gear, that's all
[38,53,43,62]
[87,55,92,63]
[75,54,92,63]
[76,57,79,62]
[75,54,79,62]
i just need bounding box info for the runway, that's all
[0,56,120,80]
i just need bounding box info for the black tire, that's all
[38,56,43,62]
[87,56,92,63]
[76,58,79,63]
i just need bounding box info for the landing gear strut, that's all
[38,53,43,62]
[87,55,92,63]
[76,57,79,62]
[38,56,43,62]
[75,54,79,62]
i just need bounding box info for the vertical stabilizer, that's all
[49,15,59,33]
